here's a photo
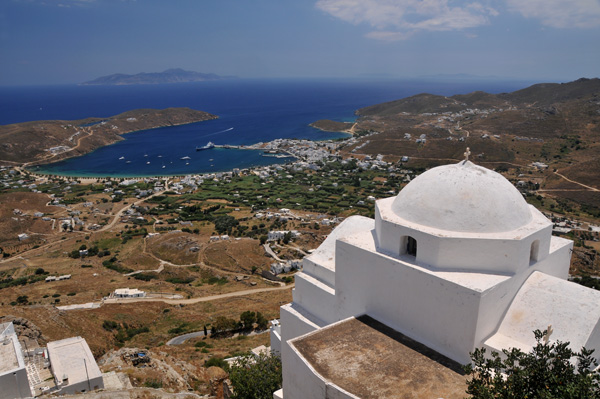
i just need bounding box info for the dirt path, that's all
[347,122,358,135]
[101,284,293,306]
[263,244,283,262]
[100,185,169,232]
[22,127,94,168]
[553,171,599,192]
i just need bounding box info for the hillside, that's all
[356,78,600,116]
[0,107,217,165]
[81,68,235,86]
[317,78,600,213]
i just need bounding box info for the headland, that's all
[0,107,217,167]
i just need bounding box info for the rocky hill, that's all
[356,78,600,116]
[81,68,235,86]
[0,107,218,165]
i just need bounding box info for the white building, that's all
[272,160,600,399]
[268,230,300,241]
[0,322,32,399]
[47,337,103,394]
[113,288,146,298]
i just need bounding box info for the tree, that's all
[240,311,256,330]
[282,231,292,245]
[212,316,237,336]
[465,329,600,398]
[256,312,268,330]
[214,215,239,235]
[228,351,282,399]
[259,235,268,245]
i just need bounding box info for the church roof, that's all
[391,161,532,234]
[291,315,467,399]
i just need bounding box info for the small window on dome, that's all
[530,240,540,264]
[406,236,417,257]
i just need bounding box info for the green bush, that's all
[204,356,228,370]
[134,273,158,281]
[102,320,119,331]
[143,378,163,388]
[465,330,600,398]
[228,352,282,399]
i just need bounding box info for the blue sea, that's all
[0,78,533,177]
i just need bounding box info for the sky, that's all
[0,0,599,85]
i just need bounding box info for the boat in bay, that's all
[196,141,215,151]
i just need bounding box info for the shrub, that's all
[102,320,119,331]
[228,352,282,399]
[166,277,194,284]
[204,356,228,370]
[143,378,163,388]
[465,329,600,398]
[134,273,157,281]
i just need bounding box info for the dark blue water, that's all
[0,78,533,177]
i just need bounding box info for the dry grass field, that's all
[0,191,64,248]
[202,239,271,274]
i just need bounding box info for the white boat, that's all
[196,141,215,151]
[146,161,150,164]
[126,161,131,163]
[185,162,189,165]
[119,156,125,160]
[181,156,191,160]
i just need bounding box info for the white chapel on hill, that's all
[270,159,600,399]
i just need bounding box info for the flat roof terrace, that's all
[291,315,468,399]
[0,335,20,374]
[47,337,101,386]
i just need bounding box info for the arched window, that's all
[406,236,417,257]
[530,240,540,263]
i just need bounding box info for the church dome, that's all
[391,161,532,234]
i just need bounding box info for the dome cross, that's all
[464,147,471,162]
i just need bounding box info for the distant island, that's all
[81,68,236,86]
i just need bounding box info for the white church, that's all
[270,159,600,399]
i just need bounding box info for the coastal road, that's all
[167,327,269,346]
[167,330,210,346]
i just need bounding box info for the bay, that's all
[0,78,533,177]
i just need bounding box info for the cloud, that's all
[365,30,414,41]
[315,0,497,40]
[506,0,600,29]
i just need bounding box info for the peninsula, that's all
[81,68,235,86]
[0,108,218,166]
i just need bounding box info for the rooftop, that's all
[47,337,101,385]
[0,335,20,374]
[291,315,467,399]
